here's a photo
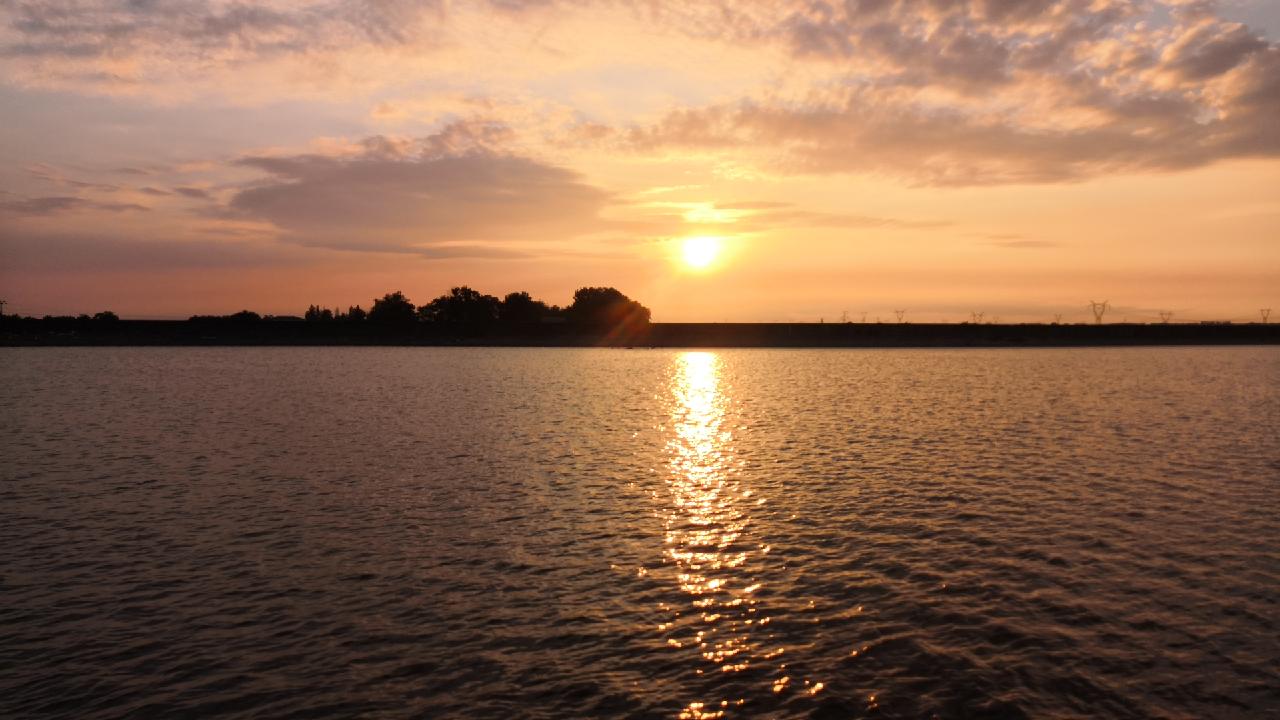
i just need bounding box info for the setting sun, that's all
[681,236,723,270]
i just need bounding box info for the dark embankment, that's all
[3,316,1278,347]
[646,322,1280,347]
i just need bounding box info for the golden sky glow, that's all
[0,1,1278,321]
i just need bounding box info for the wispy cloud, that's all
[0,195,149,216]
[0,228,305,272]
[986,239,1061,249]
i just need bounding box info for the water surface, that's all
[2,347,1277,718]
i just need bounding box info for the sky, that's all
[1,0,1278,322]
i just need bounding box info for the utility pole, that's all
[1089,300,1109,325]
[1158,311,1173,324]
[0,299,6,317]
[1262,308,1272,324]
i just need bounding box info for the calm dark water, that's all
[1,347,1277,719]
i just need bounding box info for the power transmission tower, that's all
[860,312,867,323]
[894,309,906,323]
[1262,308,1272,324]
[1089,300,1109,325]
[1158,311,1173,324]
[971,311,984,323]
[1052,313,1062,324]
[841,310,849,323]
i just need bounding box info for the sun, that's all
[681,236,723,270]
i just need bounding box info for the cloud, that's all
[0,228,305,272]
[709,201,948,231]
[1164,19,1269,81]
[614,55,1279,184]
[4,0,1277,188]
[626,199,947,238]
[0,195,149,215]
[225,125,615,256]
[589,1,1280,185]
[713,200,791,210]
[0,0,461,98]
[985,238,1061,249]
[0,0,445,61]
[25,164,120,191]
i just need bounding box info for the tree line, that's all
[300,286,651,333]
[0,286,651,337]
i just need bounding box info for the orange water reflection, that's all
[663,352,788,718]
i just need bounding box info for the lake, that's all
[1,347,1277,718]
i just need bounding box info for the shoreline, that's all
[3,319,1278,347]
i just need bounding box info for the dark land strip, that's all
[3,318,1277,347]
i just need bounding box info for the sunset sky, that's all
[2,0,1277,322]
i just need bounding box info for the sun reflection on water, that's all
[662,352,798,717]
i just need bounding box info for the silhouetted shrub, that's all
[188,310,261,322]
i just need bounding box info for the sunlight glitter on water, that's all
[663,352,800,714]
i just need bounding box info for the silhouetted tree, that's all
[304,304,334,321]
[368,291,417,325]
[419,287,501,326]
[567,287,651,334]
[346,305,367,322]
[499,291,552,326]
[92,311,119,322]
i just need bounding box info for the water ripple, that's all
[0,346,1277,718]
